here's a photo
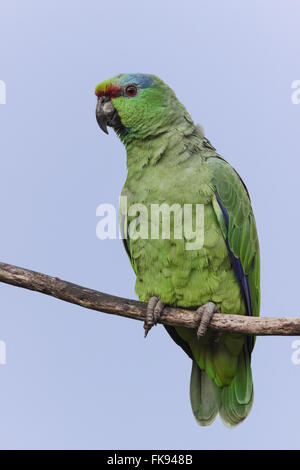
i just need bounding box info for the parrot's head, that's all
[95,73,189,142]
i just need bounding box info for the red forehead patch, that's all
[95,84,122,99]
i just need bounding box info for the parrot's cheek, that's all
[96,96,121,134]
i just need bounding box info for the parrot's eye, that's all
[125,85,138,97]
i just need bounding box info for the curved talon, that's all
[144,296,165,338]
[196,302,219,338]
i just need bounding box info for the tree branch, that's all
[0,261,299,335]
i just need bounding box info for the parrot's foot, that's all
[196,302,219,338]
[144,296,165,338]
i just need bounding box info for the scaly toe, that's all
[153,300,165,325]
[196,302,219,338]
[144,296,161,338]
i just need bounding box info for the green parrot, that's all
[95,73,260,427]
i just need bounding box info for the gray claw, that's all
[196,302,219,338]
[144,296,165,338]
[154,300,165,324]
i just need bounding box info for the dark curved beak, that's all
[96,96,119,135]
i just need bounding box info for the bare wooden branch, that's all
[0,261,299,335]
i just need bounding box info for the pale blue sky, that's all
[0,0,300,449]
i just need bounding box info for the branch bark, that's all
[0,261,299,336]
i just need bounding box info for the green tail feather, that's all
[190,361,221,426]
[190,345,254,427]
[219,345,254,427]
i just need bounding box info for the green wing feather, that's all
[209,156,260,320]
[203,156,260,426]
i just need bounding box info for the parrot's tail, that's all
[190,346,254,427]
[219,345,254,427]
[190,361,221,426]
